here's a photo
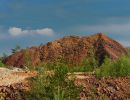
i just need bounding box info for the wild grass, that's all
[69,57,98,72]
[24,55,98,99]
[96,56,130,77]
[23,52,130,99]
[25,62,82,100]
[0,60,4,67]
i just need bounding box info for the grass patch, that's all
[25,62,82,100]
[69,57,98,72]
[96,56,130,77]
[24,54,130,99]
[0,60,4,67]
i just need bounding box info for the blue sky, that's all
[0,0,130,56]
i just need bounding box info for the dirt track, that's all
[0,67,36,86]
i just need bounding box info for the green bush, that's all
[96,56,130,77]
[68,57,98,72]
[23,55,98,99]
[0,60,4,67]
[25,62,82,100]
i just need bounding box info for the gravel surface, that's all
[0,67,36,86]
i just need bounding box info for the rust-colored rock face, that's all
[3,33,129,67]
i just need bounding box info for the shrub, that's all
[24,55,98,99]
[25,62,82,100]
[0,60,4,67]
[96,56,130,77]
[24,50,32,69]
[11,45,21,54]
[68,57,98,72]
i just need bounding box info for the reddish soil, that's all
[1,68,130,99]
[3,33,129,67]
[72,73,130,100]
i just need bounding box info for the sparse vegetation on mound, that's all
[3,33,129,67]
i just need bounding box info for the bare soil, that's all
[74,72,130,100]
[0,68,36,86]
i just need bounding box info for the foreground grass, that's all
[23,56,130,99]
[25,63,83,100]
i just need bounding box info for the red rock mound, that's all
[3,33,129,67]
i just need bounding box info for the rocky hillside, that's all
[3,33,129,67]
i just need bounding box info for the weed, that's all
[0,60,4,67]
[96,56,130,77]
[25,62,82,100]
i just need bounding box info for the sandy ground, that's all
[0,67,36,86]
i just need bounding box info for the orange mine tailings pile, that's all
[3,33,129,67]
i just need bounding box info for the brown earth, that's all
[69,73,130,100]
[3,33,129,68]
[1,68,130,100]
[1,70,130,100]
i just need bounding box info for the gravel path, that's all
[0,67,36,86]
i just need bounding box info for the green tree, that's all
[2,53,7,59]
[11,45,21,54]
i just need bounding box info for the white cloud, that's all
[36,28,54,36]
[9,27,23,36]
[8,27,55,37]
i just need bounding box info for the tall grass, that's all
[0,60,4,67]
[25,62,82,100]
[24,52,130,99]
[23,53,99,99]
[54,87,64,100]
[69,57,98,72]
